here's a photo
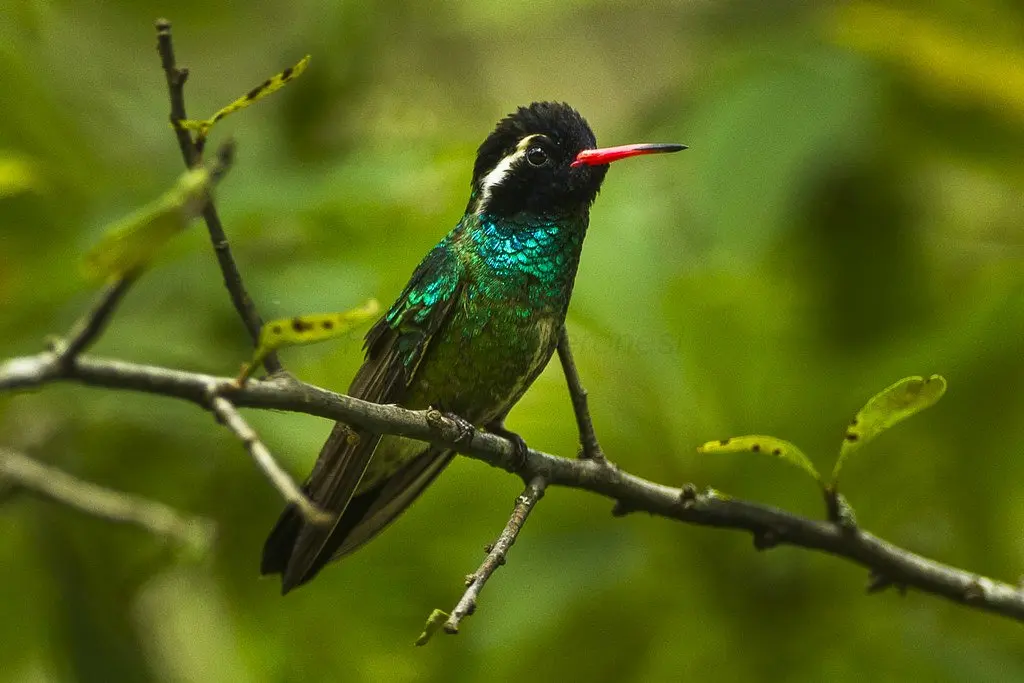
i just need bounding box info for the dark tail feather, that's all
[260,503,303,583]
[262,485,382,594]
[261,421,383,594]
[261,446,452,594]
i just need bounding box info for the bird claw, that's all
[485,421,529,471]
[441,411,476,445]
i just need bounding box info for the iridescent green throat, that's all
[461,211,587,305]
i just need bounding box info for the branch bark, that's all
[208,392,330,524]
[0,448,212,549]
[57,275,137,365]
[443,476,547,635]
[556,326,605,461]
[3,349,1022,623]
[154,18,282,375]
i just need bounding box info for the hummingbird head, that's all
[469,101,685,219]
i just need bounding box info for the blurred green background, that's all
[2,0,1024,680]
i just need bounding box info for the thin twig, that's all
[195,202,281,372]
[54,136,235,368]
[0,447,212,549]
[2,351,1024,622]
[56,274,137,364]
[443,476,547,635]
[155,18,198,168]
[207,392,331,525]
[154,18,282,375]
[556,326,605,461]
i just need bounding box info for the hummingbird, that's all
[262,101,684,593]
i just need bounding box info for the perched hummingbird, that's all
[262,102,684,593]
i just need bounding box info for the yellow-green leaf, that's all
[178,55,310,141]
[237,299,381,382]
[0,153,43,197]
[698,435,821,483]
[415,608,450,646]
[82,167,211,282]
[831,374,947,482]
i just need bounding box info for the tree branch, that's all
[154,18,282,375]
[12,255,324,528]
[556,326,605,462]
[55,275,137,365]
[0,447,212,550]
[2,350,1022,623]
[207,392,330,524]
[155,19,198,167]
[442,476,547,635]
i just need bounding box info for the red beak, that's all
[571,142,687,168]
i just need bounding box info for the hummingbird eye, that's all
[525,147,549,167]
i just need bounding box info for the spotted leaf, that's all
[831,374,947,483]
[177,55,310,141]
[237,299,381,382]
[698,435,821,484]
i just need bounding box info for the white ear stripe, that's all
[476,135,540,214]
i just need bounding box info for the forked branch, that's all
[154,18,282,374]
[1,21,1020,649]
[2,350,1022,624]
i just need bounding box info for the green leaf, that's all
[178,55,311,141]
[697,435,821,483]
[831,374,947,483]
[82,167,211,282]
[414,609,450,647]
[0,153,43,197]
[236,299,381,382]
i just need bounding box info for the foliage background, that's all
[2,0,1024,680]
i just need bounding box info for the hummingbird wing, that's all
[261,242,465,593]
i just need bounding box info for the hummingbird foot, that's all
[428,410,477,447]
[484,420,529,471]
